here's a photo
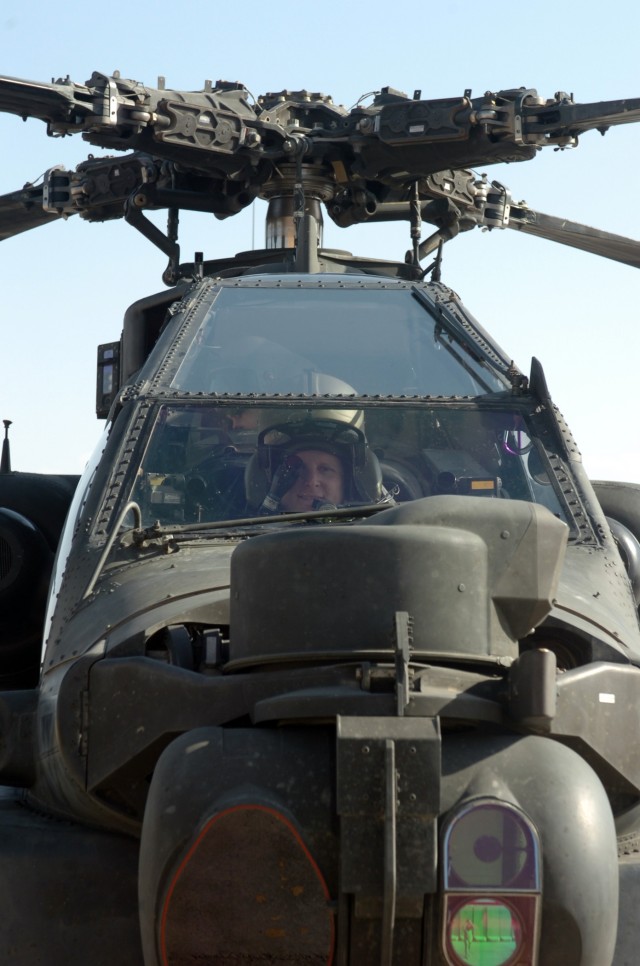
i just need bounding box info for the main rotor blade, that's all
[0,185,66,242]
[507,205,640,269]
[0,75,92,125]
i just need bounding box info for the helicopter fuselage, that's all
[1,269,640,965]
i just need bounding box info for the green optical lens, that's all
[446,899,522,966]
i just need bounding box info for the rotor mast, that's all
[262,161,335,271]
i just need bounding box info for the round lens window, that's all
[445,898,522,966]
[445,802,539,890]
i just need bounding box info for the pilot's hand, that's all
[260,454,303,513]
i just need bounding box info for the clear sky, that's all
[1,0,639,482]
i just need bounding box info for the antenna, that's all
[1,419,12,474]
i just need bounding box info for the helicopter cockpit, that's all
[112,276,570,531]
[38,270,579,657]
[128,398,568,529]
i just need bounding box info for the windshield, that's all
[170,286,506,397]
[126,401,567,527]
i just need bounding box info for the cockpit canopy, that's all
[92,277,569,531]
[165,281,509,397]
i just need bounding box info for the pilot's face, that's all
[226,409,260,431]
[279,449,345,511]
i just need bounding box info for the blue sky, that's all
[1,0,639,481]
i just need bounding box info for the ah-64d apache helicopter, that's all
[1,70,640,966]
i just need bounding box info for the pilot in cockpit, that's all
[244,409,392,515]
